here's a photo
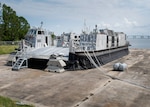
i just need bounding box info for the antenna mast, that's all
[40,21,43,28]
[84,19,86,32]
[83,19,89,34]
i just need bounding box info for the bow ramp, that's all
[11,46,69,71]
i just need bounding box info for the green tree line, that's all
[0,3,30,41]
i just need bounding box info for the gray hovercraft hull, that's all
[67,46,129,70]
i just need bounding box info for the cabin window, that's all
[38,31,45,35]
[100,29,105,34]
[27,29,36,35]
[31,30,36,35]
[75,36,77,38]
[112,36,115,47]
[38,31,42,34]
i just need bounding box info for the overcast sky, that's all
[1,0,150,35]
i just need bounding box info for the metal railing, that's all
[0,41,21,45]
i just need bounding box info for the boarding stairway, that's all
[12,57,28,70]
[12,40,28,71]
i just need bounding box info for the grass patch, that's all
[0,45,18,55]
[0,96,34,107]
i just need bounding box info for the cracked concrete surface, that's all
[0,49,150,107]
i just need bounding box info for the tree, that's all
[0,3,3,40]
[0,3,30,41]
[18,16,30,40]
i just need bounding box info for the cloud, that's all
[98,22,111,28]
[124,17,138,26]
[1,0,150,35]
[114,23,121,27]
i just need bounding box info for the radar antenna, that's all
[40,21,43,28]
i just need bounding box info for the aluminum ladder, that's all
[12,57,28,71]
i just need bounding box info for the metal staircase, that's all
[12,40,29,71]
[12,57,28,71]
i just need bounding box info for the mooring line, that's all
[84,50,150,91]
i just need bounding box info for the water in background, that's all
[127,38,150,49]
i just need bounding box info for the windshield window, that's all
[27,29,37,35]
